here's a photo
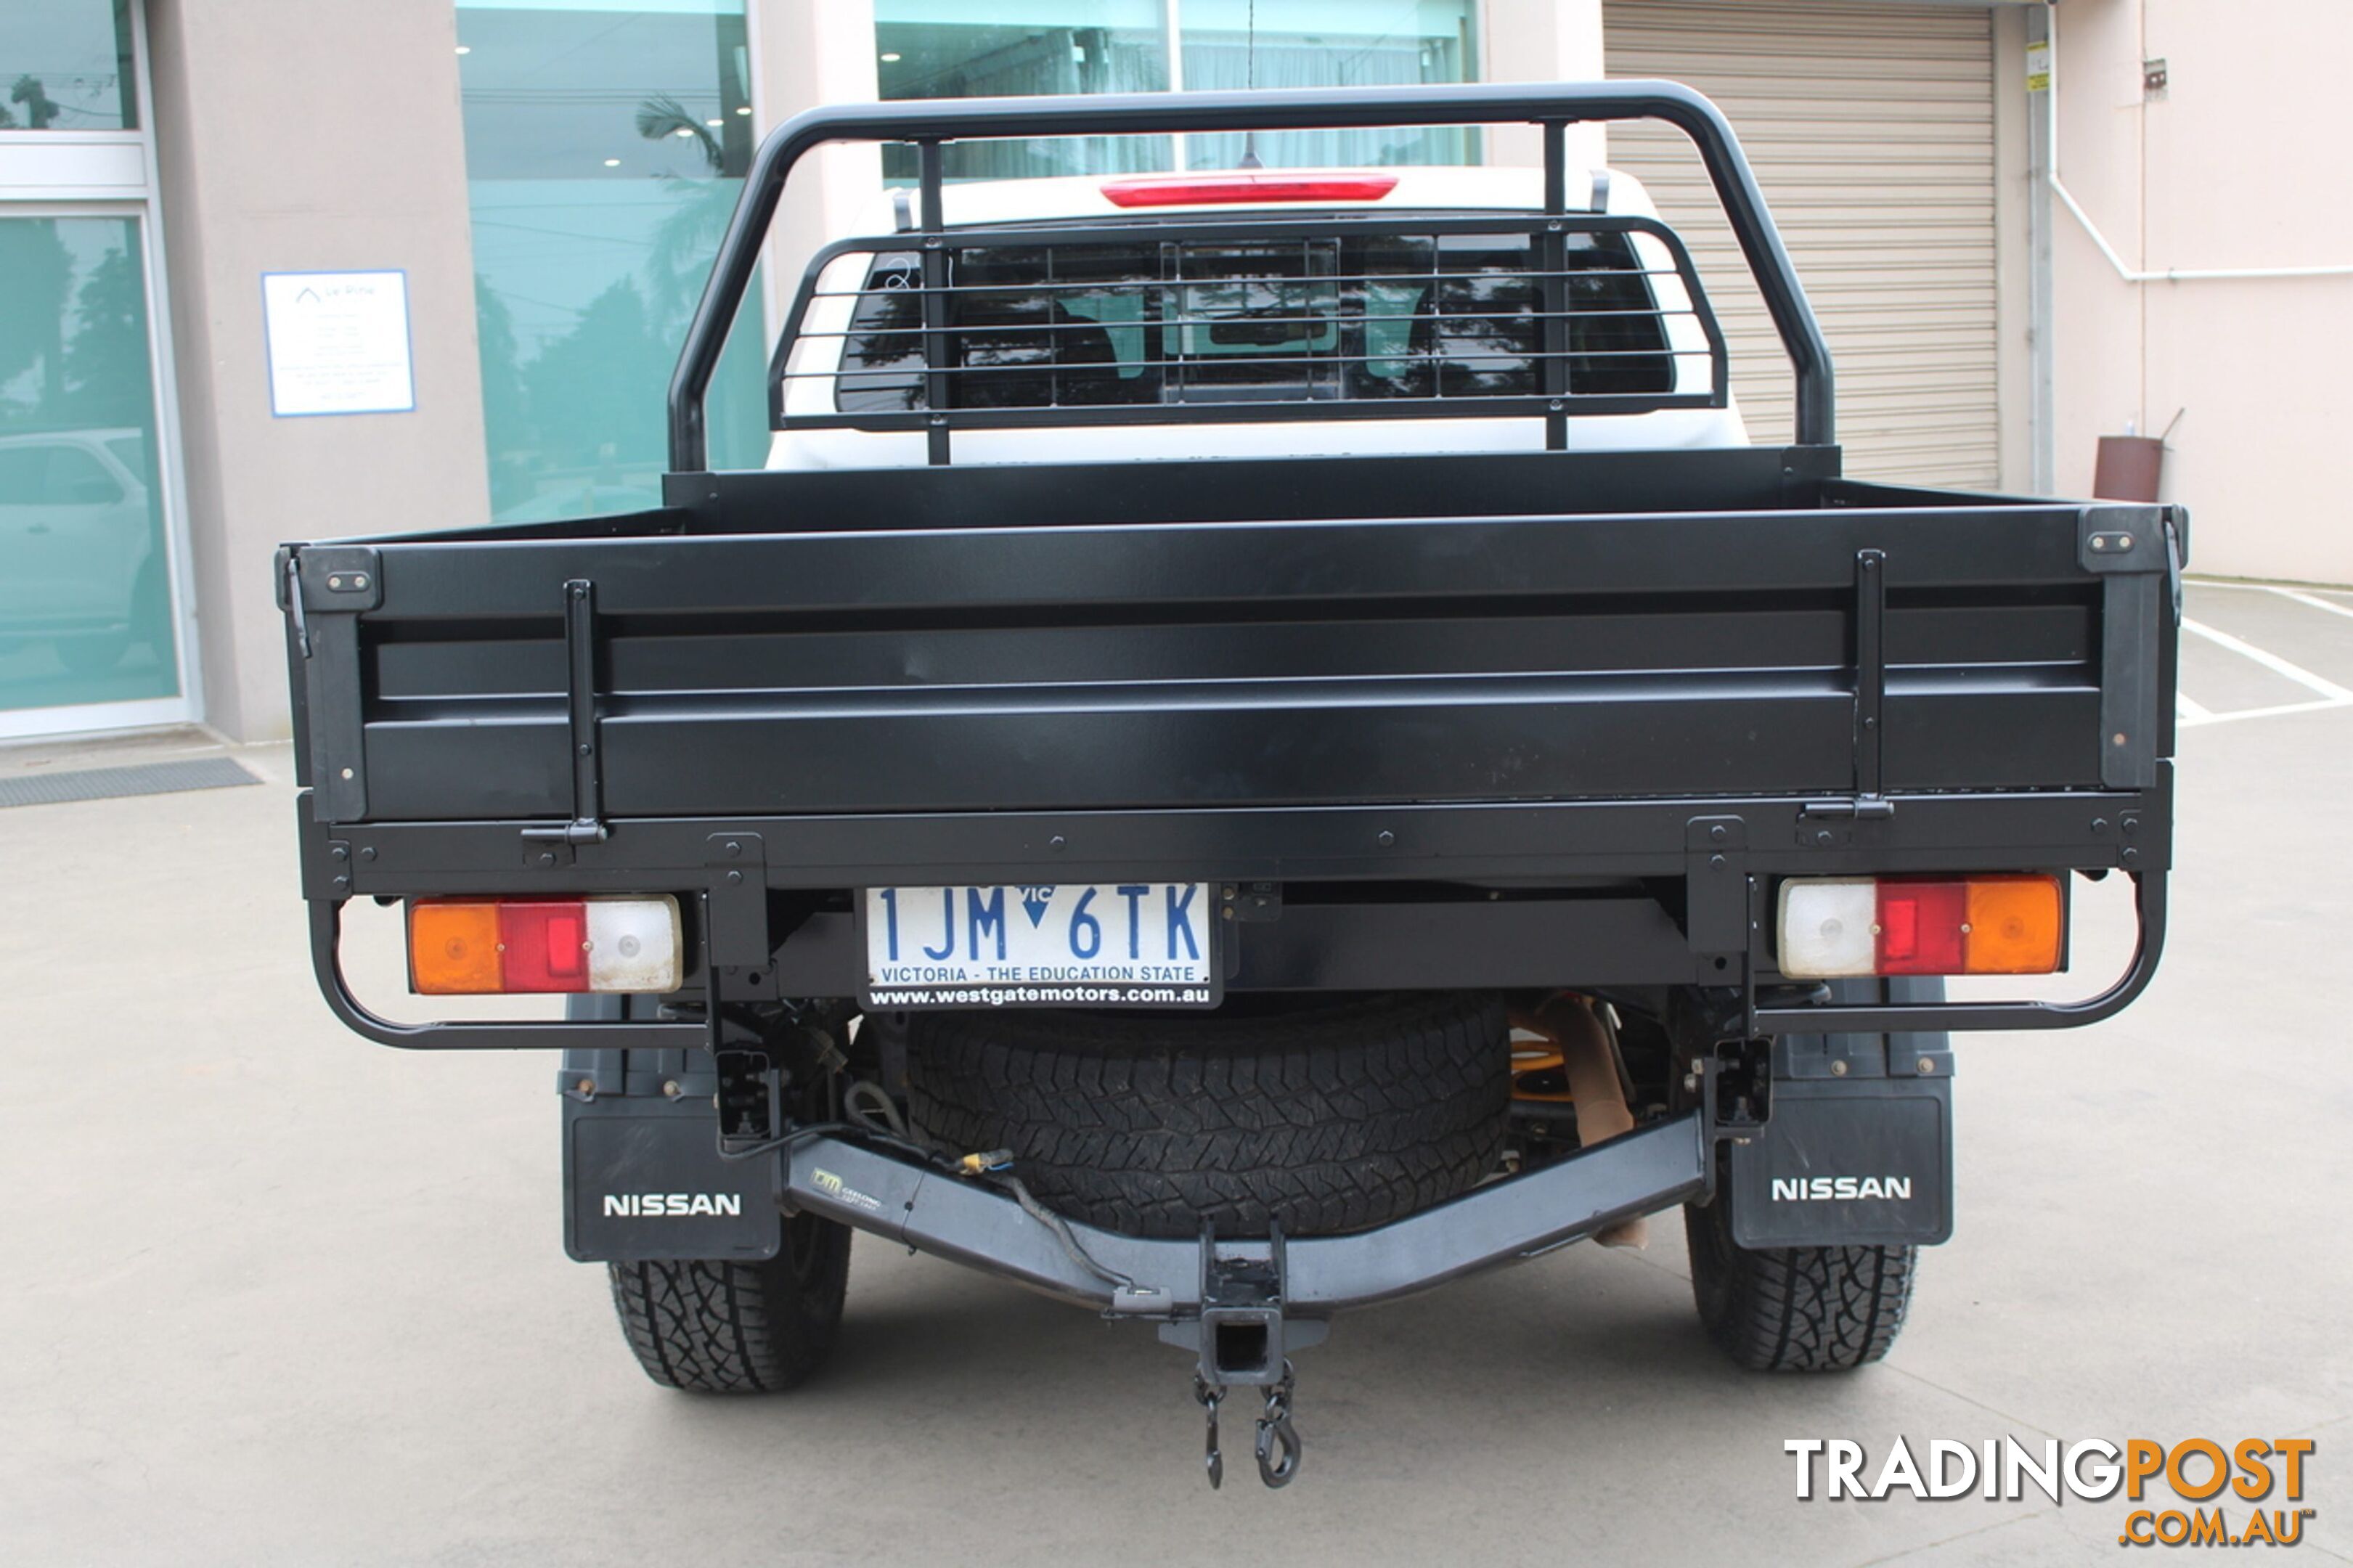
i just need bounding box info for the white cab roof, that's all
[869,165,1661,229]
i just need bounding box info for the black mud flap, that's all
[1728,978,1954,1249]
[560,1034,780,1264]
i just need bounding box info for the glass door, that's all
[0,1,197,736]
[0,211,181,718]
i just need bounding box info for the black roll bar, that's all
[666,80,1834,473]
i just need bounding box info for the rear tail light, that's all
[1776,875,2064,979]
[1099,173,1400,208]
[407,897,683,995]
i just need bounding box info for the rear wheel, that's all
[904,991,1512,1238]
[1684,1180,1914,1371]
[607,1212,851,1394]
[583,995,854,1395]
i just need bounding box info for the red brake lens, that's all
[1875,880,1971,974]
[497,901,589,992]
[1100,173,1400,208]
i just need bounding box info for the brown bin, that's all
[2094,435,2165,502]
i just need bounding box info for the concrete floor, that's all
[2,581,2349,1567]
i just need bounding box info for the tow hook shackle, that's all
[1167,1225,1321,1490]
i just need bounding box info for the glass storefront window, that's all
[457,1,770,518]
[876,1,1173,181]
[0,215,178,714]
[0,0,137,131]
[873,1,1477,184]
[1181,0,1478,169]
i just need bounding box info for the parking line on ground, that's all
[2270,585,2353,621]
[2179,618,2353,701]
[2177,696,2351,730]
[2176,611,2353,727]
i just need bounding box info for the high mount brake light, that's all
[407,897,684,995]
[1098,173,1400,208]
[1776,875,2064,979]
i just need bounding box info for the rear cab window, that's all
[827,226,1679,416]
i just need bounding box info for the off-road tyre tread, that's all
[905,991,1509,1238]
[1684,1196,1914,1371]
[606,1218,850,1393]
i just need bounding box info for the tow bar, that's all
[778,1111,1712,1489]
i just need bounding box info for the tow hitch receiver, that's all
[779,1111,1710,1487]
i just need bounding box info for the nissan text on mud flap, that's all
[279,82,2177,1491]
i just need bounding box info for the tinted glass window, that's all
[834,229,1671,412]
[44,444,120,504]
[873,2,1480,179]
[103,433,147,479]
[0,447,44,493]
[876,1,1173,181]
[1180,1,1478,169]
[0,0,136,131]
[0,443,126,510]
[457,1,770,520]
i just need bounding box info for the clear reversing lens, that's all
[1776,878,1879,978]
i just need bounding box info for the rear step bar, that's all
[778,1111,1710,1487]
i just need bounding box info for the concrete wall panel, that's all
[2054,0,2353,581]
[147,0,490,739]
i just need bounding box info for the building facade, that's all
[0,0,2342,743]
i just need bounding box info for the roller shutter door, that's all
[1605,0,1999,483]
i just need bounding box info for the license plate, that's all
[861,883,1219,1009]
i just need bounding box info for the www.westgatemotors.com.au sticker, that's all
[1785,1436,2317,1548]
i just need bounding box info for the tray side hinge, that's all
[2077,506,2171,790]
[1684,814,1749,967]
[288,545,383,824]
[705,832,772,973]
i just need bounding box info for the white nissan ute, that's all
[769,164,1744,471]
